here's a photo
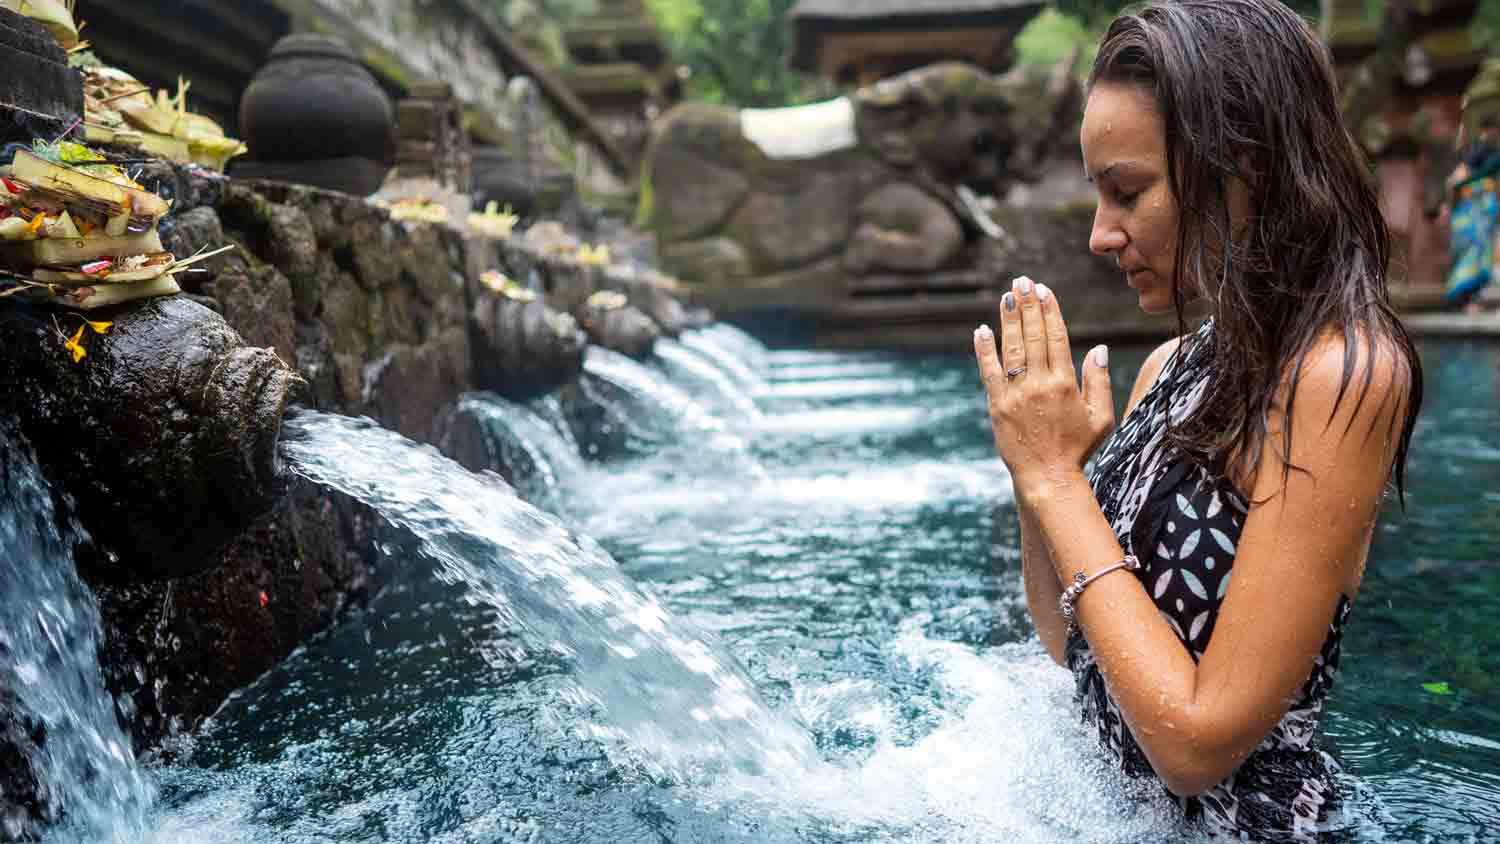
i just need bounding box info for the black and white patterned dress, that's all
[1065,319,1350,838]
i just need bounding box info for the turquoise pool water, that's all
[133,330,1498,843]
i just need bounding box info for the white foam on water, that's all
[754,405,946,438]
[579,458,1012,541]
[768,362,908,382]
[703,630,1196,844]
[757,377,931,402]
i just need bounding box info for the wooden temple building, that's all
[788,0,1045,89]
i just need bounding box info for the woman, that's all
[1445,114,1500,310]
[972,0,1422,838]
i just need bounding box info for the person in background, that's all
[972,0,1422,838]
[1445,113,1500,311]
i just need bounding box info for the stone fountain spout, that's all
[0,296,298,580]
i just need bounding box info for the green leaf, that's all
[1422,681,1454,695]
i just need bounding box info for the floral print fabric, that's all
[1065,320,1349,839]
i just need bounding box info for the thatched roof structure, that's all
[788,0,1044,82]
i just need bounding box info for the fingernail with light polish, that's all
[1016,277,1034,295]
[975,324,992,341]
[1036,283,1052,302]
[1095,345,1109,367]
[1004,293,1016,311]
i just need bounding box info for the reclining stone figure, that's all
[638,57,1079,306]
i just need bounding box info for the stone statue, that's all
[638,57,1079,304]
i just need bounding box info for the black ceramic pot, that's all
[240,34,393,164]
[471,146,538,218]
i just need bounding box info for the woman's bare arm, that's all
[1020,337,1181,666]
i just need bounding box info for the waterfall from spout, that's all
[277,412,817,781]
[529,393,582,454]
[679,329,768,392]
[703,323,770,376]
[582,348,763,477]
[455,392,585,503]
[652,339,764,422]
[0,426,153,843]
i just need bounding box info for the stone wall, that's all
[79,164,483,751]
[67,162,692,756]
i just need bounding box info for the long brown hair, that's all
[1090,0,1422,496]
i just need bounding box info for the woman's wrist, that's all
[1014,465,1091,506]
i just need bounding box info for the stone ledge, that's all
[1402,311,1500,338]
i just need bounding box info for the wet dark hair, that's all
[1090,0,1422,497]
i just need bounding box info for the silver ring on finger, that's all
[1006,366,1027,381]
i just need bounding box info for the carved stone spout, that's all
[469,291,588,401]
[0,296,297,580]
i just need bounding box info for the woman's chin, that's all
[1138,291,1176,315]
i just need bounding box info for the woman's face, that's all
[1080,84,1181,315]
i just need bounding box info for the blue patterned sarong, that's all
[1447,169,1500,306]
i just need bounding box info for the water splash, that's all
[711,631,1197,844]
[0,426,153,842]
[455,392,585,504]
[652,338,764,422]
[277,412,817,781]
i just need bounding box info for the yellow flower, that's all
[577,243,611,267]
[63,324,87,363]
[83,318,112,335]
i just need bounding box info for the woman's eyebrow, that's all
[1086,161,1139,184]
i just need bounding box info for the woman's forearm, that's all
[1025,469,1218,793]
[1017,489,1070,665]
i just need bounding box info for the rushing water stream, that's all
[0,427,153,842]
[7,326,1499,842]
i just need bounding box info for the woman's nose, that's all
[1089,206,1127,256]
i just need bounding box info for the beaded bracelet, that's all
[1059,554,1142,637]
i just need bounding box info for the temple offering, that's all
[0,143,228,309]
[0,0,78,48]
[77,57,248,171]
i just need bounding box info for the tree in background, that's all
[645,0,816,107]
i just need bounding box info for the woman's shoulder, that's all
[1282,325,1414,414]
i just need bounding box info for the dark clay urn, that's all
[240,34,393,166]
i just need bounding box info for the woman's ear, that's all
[1227,154,1257,238]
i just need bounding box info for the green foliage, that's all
[1477,0,1500,44]
[1015,9,1097,67]
[645,0,816,107]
